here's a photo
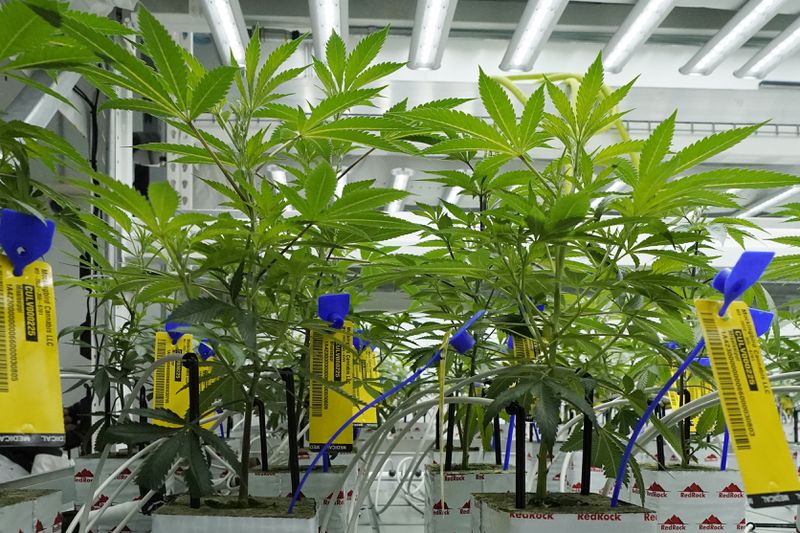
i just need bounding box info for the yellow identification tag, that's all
[353,346,378,427]
[695,299,800,507]
[153,331,194,427]
[309,321,354,451]
[510,333,538,361]
[0,256,64,446]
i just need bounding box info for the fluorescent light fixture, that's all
[408,0,458,70]
[267,165,288,186]
[388,168,413,213]
[738,186,800,217]
[500,0,569,72]
[200,0,248,66]
[309,0,349,59]
[602,0,677,74]
[445,186,462,205]
[735,16,800,78]
[680,0,787,76]
[590,179,625,208]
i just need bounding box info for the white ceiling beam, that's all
[680,0,787,76]
[408,0,458,70]
[444,186,462,205]
[738,186,800,217]
[309,0,349,59]
[200,0,248,65]
[735,15,800,78]
[500,0,569,72]
[602,0,677,74]
[6,71,82,128]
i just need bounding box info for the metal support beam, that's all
[5,71,82,128]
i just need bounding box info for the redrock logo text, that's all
[577,513,622,521]
[699,515,724,530]
[510,512,554,520]
[719,483,744,498]
[679,483,706,498]
[737,519,747,530]
[647,482,668,498]
[460,501,471,515]
[432,500,450,516]
[661,515,687,531]
[74,469,94,483]
[444,474,465,482]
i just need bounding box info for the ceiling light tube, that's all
[388,168,413,214]
[309,0,349,58]
[738,186,800,217]
[200,0,248,66]
[445,186,462,205]
[602,0,677,74]
[735,16,800,78]
[409,0,459,70]
[500,0,569,72]
[680,0,787,76]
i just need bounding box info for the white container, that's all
[151,498,318,533]
[630,467,747,532]
[423,465,515,533]
[0,489,62,533]
[471,492,657,533]
[248,466,356,533]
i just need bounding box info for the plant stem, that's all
[536,440,549,498]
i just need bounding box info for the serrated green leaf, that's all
[148,181,179,223]
[181,432,214,497]
[2,45,93,70]
[576,54,604,124]
[345,27,389,87]
[664,123,763,175]
[304,88,383,131]
[245,28,261,92]
[351,61,405,89]
[0,1,53,59]
[137,7,189,107]
[639,112,675,179]
[305,162,337,214]
[518,86,545,149]
[479,68,517,141]
[189,66,237,118]
[136,434,184,490]
[325,31,347,86]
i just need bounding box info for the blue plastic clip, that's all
[0,209,56,276]
[198,339,215,360]
[449,310,485,354]
[318,293,350,329]
[165,322,190,345]
[353,330,371,353]
[712,251,774,316]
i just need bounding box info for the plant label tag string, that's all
[152,328,194,427]
[309,294,355,452]
[695,299,800,508]
[0,227,64,447]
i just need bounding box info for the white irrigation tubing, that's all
[110,462,182,533]
[399,444,431,506]
[60,372,94,380]
[344,397,493,533]
[380,415,436,514]
[559,451,573,493]
[640,384,800,446]
[67,438,167,533]
[373,458,396,511]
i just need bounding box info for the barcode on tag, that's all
[698,308,751,450]
[0,278,7,393]
[153,336,168,409]
[310,331,324,418]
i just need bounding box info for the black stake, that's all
[581,377,594,496]
[253,398,268,472]
[493,416,502,466]
[444,401,456,471]
[435,408,440,450]
[794,409,798,444]
[281,368,300,496]
[182,352,201,509]
[138,388,148,452]
[682,390,692,442]
[507,403,526,509]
